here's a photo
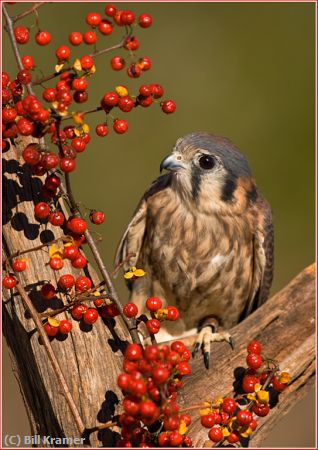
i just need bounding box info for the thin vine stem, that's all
[11,2,47,22]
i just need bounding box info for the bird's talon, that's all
[191,342,200,357]
[228,336,235,350]
[203,351,210,369]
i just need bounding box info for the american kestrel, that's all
[115,132,274,368]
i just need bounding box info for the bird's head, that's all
[160,132,258,214]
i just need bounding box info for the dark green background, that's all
[2,1,315,446]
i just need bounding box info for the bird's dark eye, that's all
[199,154,215,170]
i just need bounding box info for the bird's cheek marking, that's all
[190,166,202,200]
[221,174,237,202]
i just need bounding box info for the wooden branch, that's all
[178,263,316,447]
[2,137,130,446]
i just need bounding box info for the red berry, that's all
[208,426,223,442]
[71,137,86,153]
[73,91,88,103]
[83,308,99,324]
[125,343,143,361]
[3,275,17,289]
[123,302,138,318]
[42,88,56,103]
[152,366,170,384]
[144,345,160,361]
[113,119,128,134]
[2,107,17,123]
[22,144,40,166]
[158,432,170,447]
[252,402,270,417]
[67,217,87,234]
[111,56,125,70]
[44,322,59,337]
[95,124,108,137]
[246,353,263,370]
[139,13,152,28]
[55,45,70,61]
[121,10,135,25]
[80,55,94,70]
[12,259,27,272]
[227,430,240,444]
[127,64,141,78]
[2,72,10,88]
[45,174,61,191]
[75,276,92,292]
[63,245,79,261]
[72,78,87,91]
[35,30,51,45]
[49,257,64,270]
[69,31,82,46]
[41,283,56,300]
[71,254,87,269]
[100,303,119,318]
[98,19,113,35]
[163,415,180,431]
[242,374,260,393]
[60,157,76,173]
[58,274,75,290]
[21,55,35,70]
[71,304,87,320]
[59,319,72,334]
[34,202,50,219]
[118,96,134,112]
[177,361,191,376]
[14,26,29,44]
[124,36,139,51]
[105,4,117,17]
[146,297,162,311]
[250,418,258,430]
[138,56,151,71]
[201,413,215,428]
[161,100,176,114]
[86,12,102,26]
[167,306,180,321]
[17,118,34,136]
[222,397,237,414]
[247,340,262,354]
[272,375,287,392]
[180,414,191,426]
[151,83,164,98]
[42,152,59,169]
[48,211,64,227]
[83,30,97,45]
[146,319,160,334]
[17,69,32,85]
[170,341,186,354]
[236,409,253,426]
[169,431,183,447]
[117,373,131,390]
[101,91,119,108]
[139,84,151,96]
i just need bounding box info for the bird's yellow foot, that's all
[192,318,234,369]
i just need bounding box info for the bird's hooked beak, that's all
[160,154,186,173]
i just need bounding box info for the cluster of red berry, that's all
[2,3,176,157]
[40,270,120,338]
[116,341,192,447]
[123,296,180,336]
[199,340,290,445]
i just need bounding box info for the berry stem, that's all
[31,38,129,86]
[55,119,141,345]
[60,106,103,122]
[3,3,36,97]
[5,257,85,434]
[11,2,47,23]
[2,236,74,269]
